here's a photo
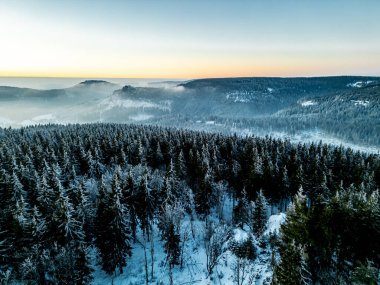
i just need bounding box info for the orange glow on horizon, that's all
[1,49,379,79]
[1,2,379,80]
[0,70,332,80]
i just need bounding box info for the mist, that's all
[0,77,185,90]
[0,76,379,154]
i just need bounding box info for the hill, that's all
[0,76,379,149]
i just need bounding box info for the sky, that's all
[0,0,380,79]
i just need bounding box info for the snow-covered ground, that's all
[129,114,154,121]
[263,213,286,237]
[352,100,370,107]
[226,91,253,103]
[346,80,374,88]
[101,98,171,112]
[90,207,286,285]
[299,100,317,107]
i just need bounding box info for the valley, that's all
[0,76,379,153]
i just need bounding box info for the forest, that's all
[1,76,379,149]
[0,123,379,284]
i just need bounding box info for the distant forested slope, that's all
[0,76,379,148]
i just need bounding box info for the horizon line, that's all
[1,74,380,80]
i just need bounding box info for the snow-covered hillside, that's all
[91,212,286,285]
[0,76,379,151]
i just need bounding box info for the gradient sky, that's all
[1,0,380,78]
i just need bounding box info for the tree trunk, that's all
[150,225,154,281]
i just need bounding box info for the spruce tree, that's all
[96,170,132,274]
[252,190,268,237]
[273,241,303,285]
[274,188,309,284]
[74,244,93,285]
[164,223,181,268]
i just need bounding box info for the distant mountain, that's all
[78,80,112,85]
[272,83,380,145]
[0,80,119,103]
[0,86,66,101]
[64,80,119,101]
[0,76,379,149]
[108,76,380,118]
[180,76,379,112]
[278,82,380,118]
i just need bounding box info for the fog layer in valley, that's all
[0,76,379,153]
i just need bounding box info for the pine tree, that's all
[273,241,303,285]
[74,244,93,285]
[252,190,268,237]
[52,189,83,245]
[164,223,181,268]
[195,168,214,218]
[155,142,164,168]
[233,192,249,228]
[281,166,290,197]
[280,188,309,247]
[121,169,138,241]
[274,188,310,285]
[74,180,93,241]
[96,170,132,274]
[350,262,378,285]
[163,159,179,202]
[2,173,31,270]
[135,172,154,240]
[175,149,187,179]
[230,237,256,261]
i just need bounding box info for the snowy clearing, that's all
[263,213,286,237]
[90,212,286,285]
[346,81,374,88]
[352,100,370,107]
[300,100,317,107]
[102,98,171,112]
[129,114,154,121]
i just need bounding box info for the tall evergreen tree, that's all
[96,170,132,274]
[252,189,268,237]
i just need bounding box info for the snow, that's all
[129,114,154,121]
[0,117,13,127]
[263,213,286,237]
[102,98,171,112]
[300,100,317,107]
[90,212,286,285]
[347,81,373,88]
[226,91,252,103]
[238,128,380,154]
[21,114,57,126]
[233,228,249,242]
[163,85,185,92]
[352,100,370,107]
[91,218,214,285]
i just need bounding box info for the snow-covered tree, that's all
[96,170,132,274]
[251,189,268,237]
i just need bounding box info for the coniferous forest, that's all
[0,123,379,284]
